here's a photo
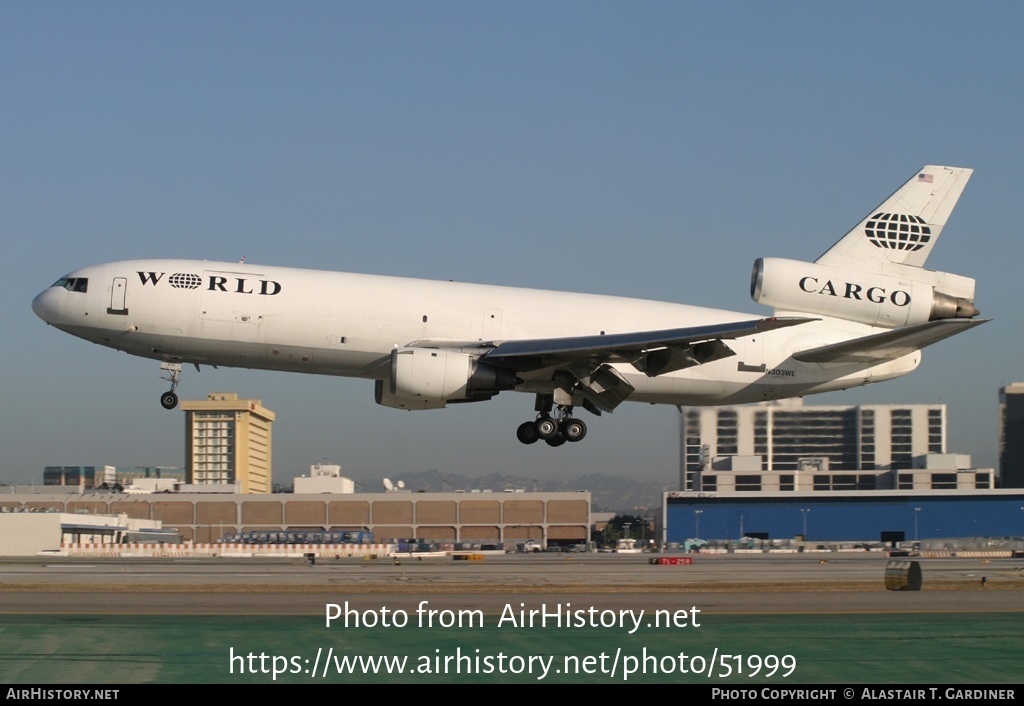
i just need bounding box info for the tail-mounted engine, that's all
[375,347,518,410]
[751,257,978,328]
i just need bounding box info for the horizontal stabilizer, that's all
[792,318,987,364]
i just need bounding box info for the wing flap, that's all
[792,318,988,364]
[574,364,635,413]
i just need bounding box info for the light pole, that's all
[630,518,647,545]
[914,507,921,543]
[693,509,703,541]
[800,508,810,540]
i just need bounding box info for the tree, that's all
[608,514,647,540]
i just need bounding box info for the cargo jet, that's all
[32,166,986,446]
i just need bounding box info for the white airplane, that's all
[33,165,986,447]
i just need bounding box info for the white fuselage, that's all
[32,259,919,407]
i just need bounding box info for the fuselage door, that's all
[108,277,128,315]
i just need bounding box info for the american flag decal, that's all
[918,173,934,183]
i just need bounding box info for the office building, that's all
[998,384,1024,488]
[43,465,103,489]
[677,399,993,493]
[182,392,275,494]
[44,465,187,489]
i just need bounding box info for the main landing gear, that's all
[159,362,183,409]
[516,395,588,447]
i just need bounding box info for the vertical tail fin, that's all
[816,165,973,268]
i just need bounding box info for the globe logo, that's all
[168,273,202,289]
[864,212,932,252]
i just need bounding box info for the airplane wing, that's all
[482,317,814,375]
[475,316,814,413]
[792,318,988,364]
[408,317,814,414]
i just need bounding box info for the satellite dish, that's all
[383,478,394,491]
[397,480,406,489]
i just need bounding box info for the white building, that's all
[679,399,993,493]
[0,511,166,555]
[293,463,355,494]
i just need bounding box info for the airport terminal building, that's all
[0,489,590,552]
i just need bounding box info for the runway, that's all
[0,553,1021,683]
[0,552,1020,615]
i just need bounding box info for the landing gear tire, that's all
[516,421,540,445]
[535,416,559,440]
[160,391,179,410]
[544,434,567,447]
[561,418,587,442]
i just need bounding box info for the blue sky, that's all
[2,3,1021,486]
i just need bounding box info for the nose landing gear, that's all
[159,362,183,409]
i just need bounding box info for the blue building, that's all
[665,490,1024,543]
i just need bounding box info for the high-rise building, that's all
[998,384,1024,488]
[679,399,956,492]
[182,393,275,494]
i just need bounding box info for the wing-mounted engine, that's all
[751,257,979,328]
[375,347,518,410]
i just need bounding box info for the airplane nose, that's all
[32,288,57,323]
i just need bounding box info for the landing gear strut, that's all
[159,362,183,409]
[516,394,588,446]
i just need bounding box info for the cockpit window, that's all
[51,277,88,293]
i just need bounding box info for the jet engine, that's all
[375,347,517,410]
[751,257,978,328]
